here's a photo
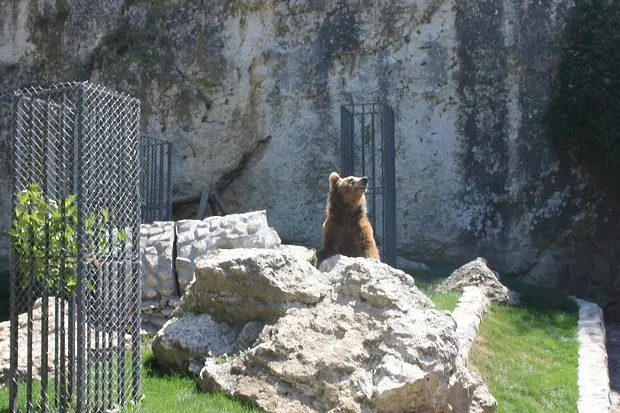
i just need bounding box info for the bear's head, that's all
[328,172,369,207]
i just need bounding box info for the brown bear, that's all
[315,171,380,268]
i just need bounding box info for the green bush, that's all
[547,0,620,177]
[7,182,127,295]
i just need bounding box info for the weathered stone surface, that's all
[435,257,520,305]
[606,322,620,412]
[151,314,242,373]
[319,255,434,311]
[447,365,498,413]
[451,287,491,363]
[175,210,282,294]
[570,297,612,413]
[140,222,176,301]
[195,254,496,413]
[140,299,162,313]
[2,0,616,318]
[175,248,329,324]
[235,320,266,351]
[279,244,316,264]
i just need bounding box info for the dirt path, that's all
[608,322,620,412]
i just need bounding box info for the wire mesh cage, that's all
[7,81,142,413]
[340,103,397,267]
[140,135,172,224]
[1,92,12,257]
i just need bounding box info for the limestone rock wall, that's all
[140,221,176,301]
[0,0,617,315]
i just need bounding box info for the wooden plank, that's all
[195,187,210,219]
[210,192,227,216]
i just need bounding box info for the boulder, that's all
[175,210,282,294]
[174,248,330,324]
[435,257,520,305]
[151,314,242,373]
[163,254,498,413]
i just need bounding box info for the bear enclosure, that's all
[340,103,397,267]
[7,81,142,413]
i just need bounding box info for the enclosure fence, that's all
[140,135,172,224]
[8,81,142,413]
[341,103,397,267]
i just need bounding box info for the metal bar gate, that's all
[340,103,397,267]
[140,135,172,224]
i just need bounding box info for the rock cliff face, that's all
[0,0,617,315]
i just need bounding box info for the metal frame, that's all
[340,103,397,266]
[8,81,142,413]
[140,135,172,223]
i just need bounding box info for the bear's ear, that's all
[329,172,340,187]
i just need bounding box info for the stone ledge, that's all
[450,286,490,364]
[570,296,612,413]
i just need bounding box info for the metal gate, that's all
[8,81,142,412]
[340,103,397,267]
[140,135,172,223]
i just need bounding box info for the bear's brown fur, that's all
[316,171,380,267]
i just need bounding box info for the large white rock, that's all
[153,252,496,413]
[175,248,329,324]
[175,210,282,294]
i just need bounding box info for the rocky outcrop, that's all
[435,257,521,305]
[153,251,496,413]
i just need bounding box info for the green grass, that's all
[400,259,462,311]
[0,346,264,413]
[1,261,580,413]
[469,277,580,413]
[426,291,462,311]
[402,259,458,290]
[402,260,580,412]
[125,349,263,413]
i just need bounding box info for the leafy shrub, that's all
[8,182,127,295]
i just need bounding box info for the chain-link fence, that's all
[8,81,142,413]
[1,92,12,256]
[341,103,397,267]
[140,135,172,223]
